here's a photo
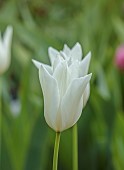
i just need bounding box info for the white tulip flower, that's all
[0,26,13,75]
[48,43,91,107]
[32,43,92,132]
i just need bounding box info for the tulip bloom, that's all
[32,43,92,132]
[115,45,124,71]
[0,26,13,75]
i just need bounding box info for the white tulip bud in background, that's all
[32,43,92,132]
[0,26,13,75]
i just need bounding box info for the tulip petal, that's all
[32,59,42,69]
[53,61,69,98]
[0,26,13,75]
[39,65,60,131]
[83,83,90,107]
[61,73,92,131]
[70,42,82,61]
[69,60,79,81]
[79,52,91,77]
[32,59,53,74]
[0,32,4,54]
[52,55,64,71]
[63,44,71,56]
[48,47,59,65]
[60,51,68,60]
[3,26,13,49]
[0,32,2,45]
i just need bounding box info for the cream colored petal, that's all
[39,65,60,131]
[48,47,59,65]
[79,52,91,77]
[60,73,92,131]
[70,42,82,61]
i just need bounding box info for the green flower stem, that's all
[72,123,78,170]
[52,132,61,170]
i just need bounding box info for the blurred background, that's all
[0,0,124,169]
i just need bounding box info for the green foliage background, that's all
[0,0,124,169]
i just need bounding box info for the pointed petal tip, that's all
[89,72,92,77]
[76,42,81,45]
[32,59,37,65]
[63,44,70,49]
[87,51,91,58]
[84,51,91,62]
[81,73,92,83]
[63,44,71,55]
[32,59,41,69]
[6,25,13,35]
[32,59,35,63]
[48,47,55,55]
[48,46,52,52]
[48,46,59,65]
[4,25,13,41]
[74,42,81,48]
[48,46,58,53]
[86,73,92,80]
[88,50,91,55]
[64,44,68,47]
[7,25,13,31]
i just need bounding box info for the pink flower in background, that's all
[115,45,124,71]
